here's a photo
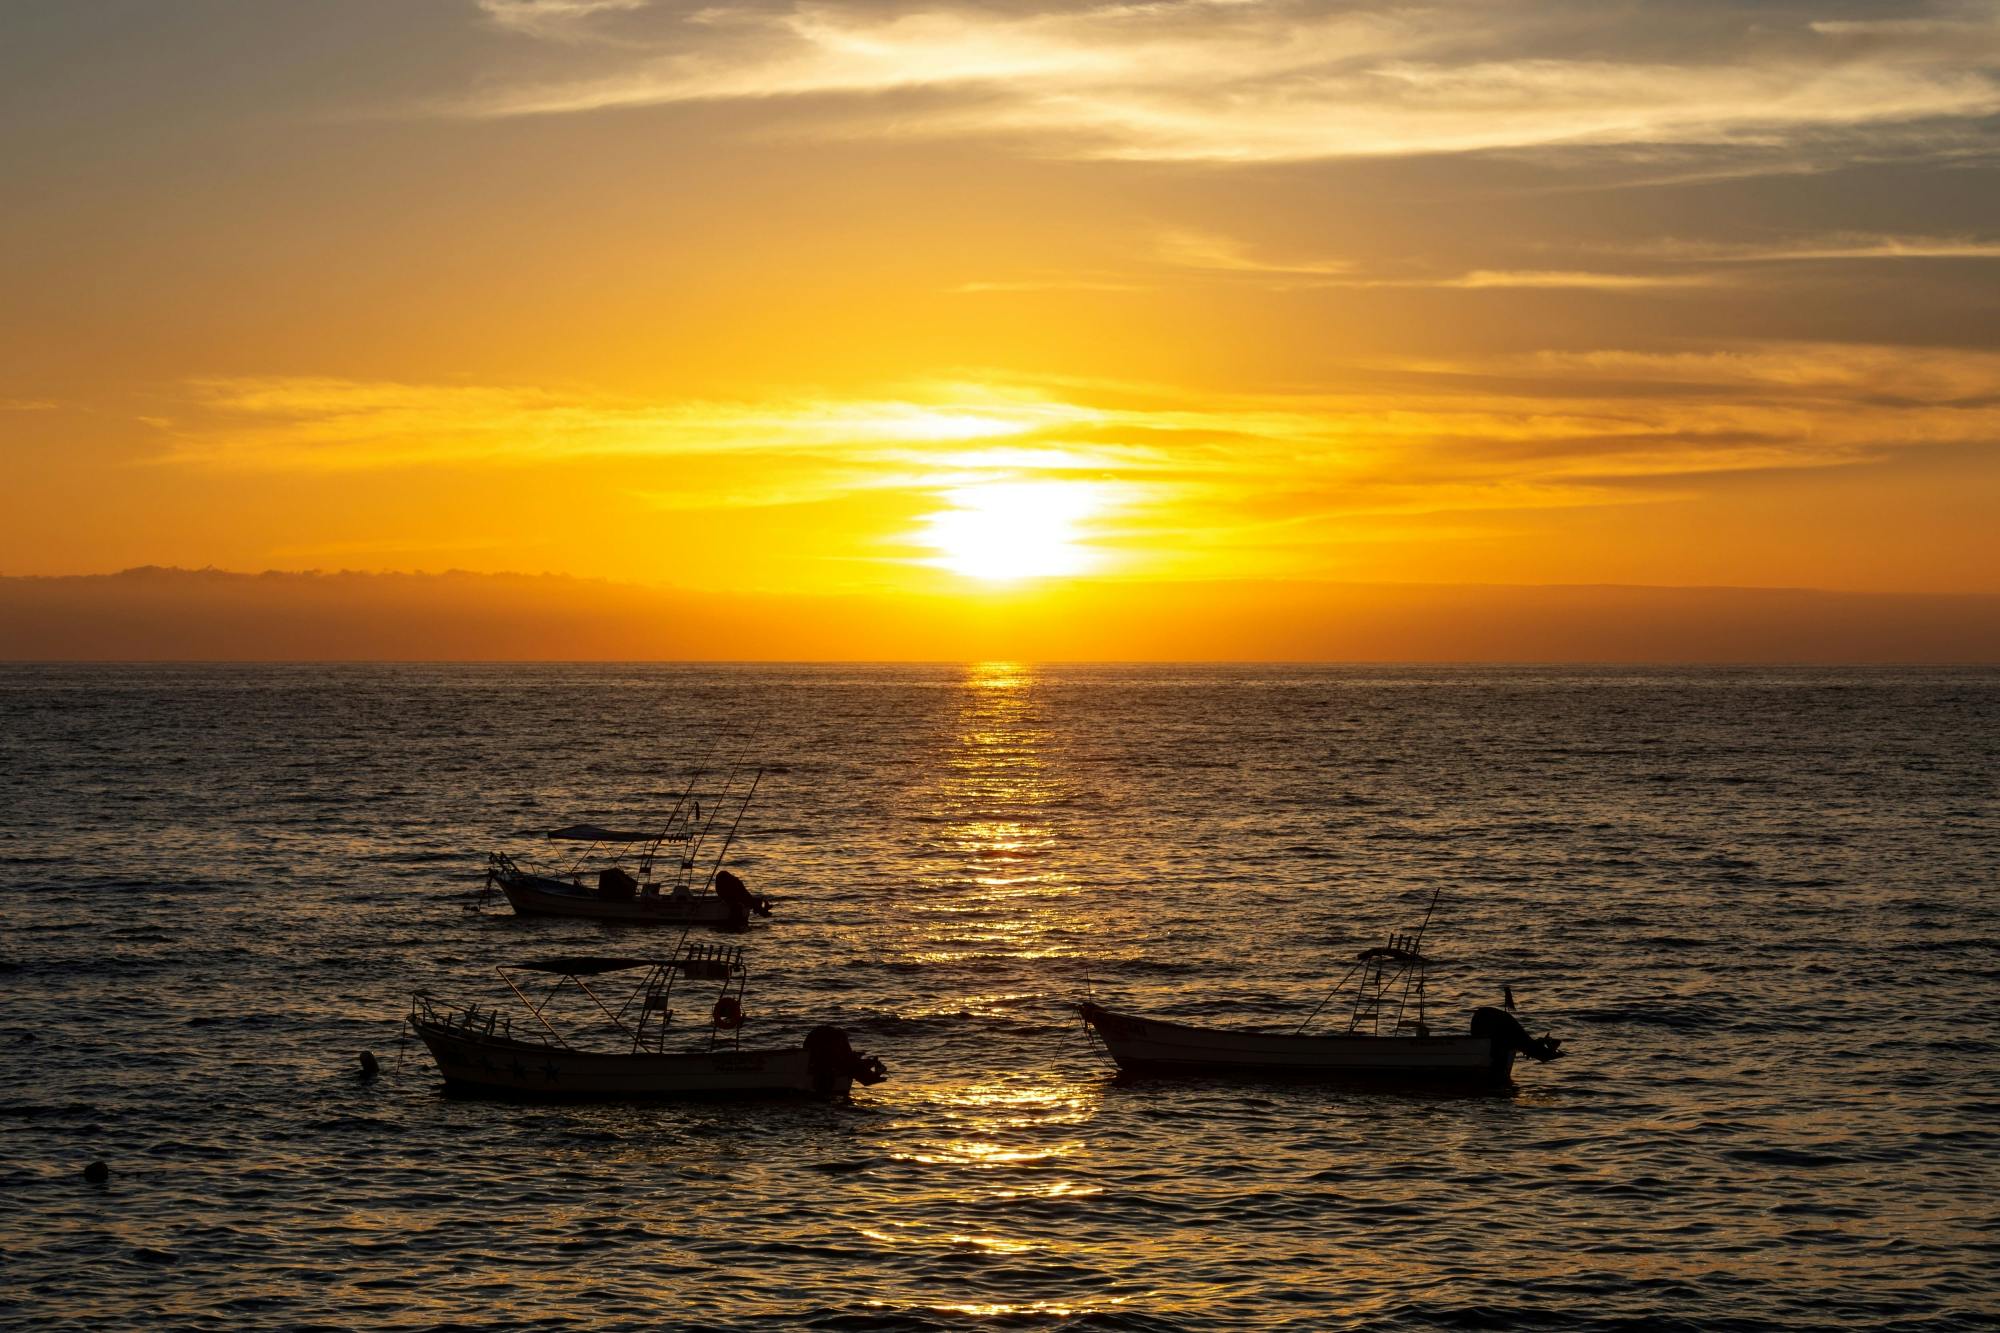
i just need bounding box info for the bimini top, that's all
[544,824,656,843]
[505,955,661,976]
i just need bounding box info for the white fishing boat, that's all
[1078,892,1563,1087]
[480,767,773,928]
[407,947,887,1100]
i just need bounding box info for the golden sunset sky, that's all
[3,0,1998,656]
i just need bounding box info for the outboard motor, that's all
[804,1025,888,1099]
[1471,1006,1564,1063]
[713,869,773,922]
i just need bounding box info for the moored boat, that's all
[480,766,774,928]
[407,949,887,1101]
[1076,1001,1554,1085]
[489,860,756,925]
[1078,891,1563,1087]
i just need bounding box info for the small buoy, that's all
[83,1160,109,1183]
[358,1051,380,1080]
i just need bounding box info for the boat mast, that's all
[1296,887,1443,1036]
[641,754,712,885]
[703,767,763,892]
[679,760,742,894]
[1391,888,1442,1033]
[1408,887,1441,953]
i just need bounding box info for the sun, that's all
[917,480,1105,581]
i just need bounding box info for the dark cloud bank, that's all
[2,567,1993,662]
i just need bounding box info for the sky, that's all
[2,0,1998,656]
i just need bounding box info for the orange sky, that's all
[3,0,1998,657]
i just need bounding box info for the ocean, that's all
[2,663,1994,1330]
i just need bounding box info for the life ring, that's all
[711,996,744,1030]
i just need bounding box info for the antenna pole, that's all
[705,767,763,891]
[643,742,718,879]
[1410,887,1441,953]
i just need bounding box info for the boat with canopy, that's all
[481,766,774,927]
[407,945,887,1100]
[1078,890,1564,1086]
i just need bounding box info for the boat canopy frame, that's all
[1296,888,1442,1037]
[409,939,753,1056]
[484,763,765,907]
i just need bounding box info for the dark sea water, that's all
[2,664,1996,1331]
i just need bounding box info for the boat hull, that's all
[411,1020,836,1099]
[1078,1003,1516,1085]
[496,872,741,925]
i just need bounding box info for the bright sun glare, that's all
[918,481,1104,582]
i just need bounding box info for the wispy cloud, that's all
[1144,228,1718,291]
[1427,269,1716,290]
[1152,228,1356,278]
[1515,343,2000,401]
[477,0,651,42]
[1628,232,2000,263]
[1147,228,1715,290]
[149,344,2000,577]
[159,376,1107,472]
[439,1,2000,165]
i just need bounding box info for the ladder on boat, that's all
[1300,889,1442,1037]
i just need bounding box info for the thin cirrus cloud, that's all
[1424,270,1715,290]
[478,0,652,42]
[1140,223,2000,294]
[148,347,2000,570]
[1624,233,2000,263]
[1145,228,1714,291]
[450,1,2000,164]
[156,376,1111,472]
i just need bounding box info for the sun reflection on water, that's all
[906,661,1089,967]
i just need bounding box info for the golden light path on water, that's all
[864,663,1101,1308]
[852,662,1556,1324]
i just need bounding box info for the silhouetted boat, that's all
[481,767,774,928]
[1078,891,1563,1086]
[407,948,887,1100]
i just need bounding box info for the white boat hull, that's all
[1079,1003,1517,1085]
[411,1021,837,1098]
[496,872,742,925]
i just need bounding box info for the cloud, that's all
[1628,233,2000,263]
[149,343,2000,567]
[1152,228,1356,278]
[477,0,652,42]
[1436,269,1692,289]
[1361,269,1716,290]
[12,565,1996,661]
[158,375,1110,471]
[1516,343,2000,400]
[1144,229,1716,290]
[438,1,2000,164]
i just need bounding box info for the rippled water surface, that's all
[2,664,1995,1331]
